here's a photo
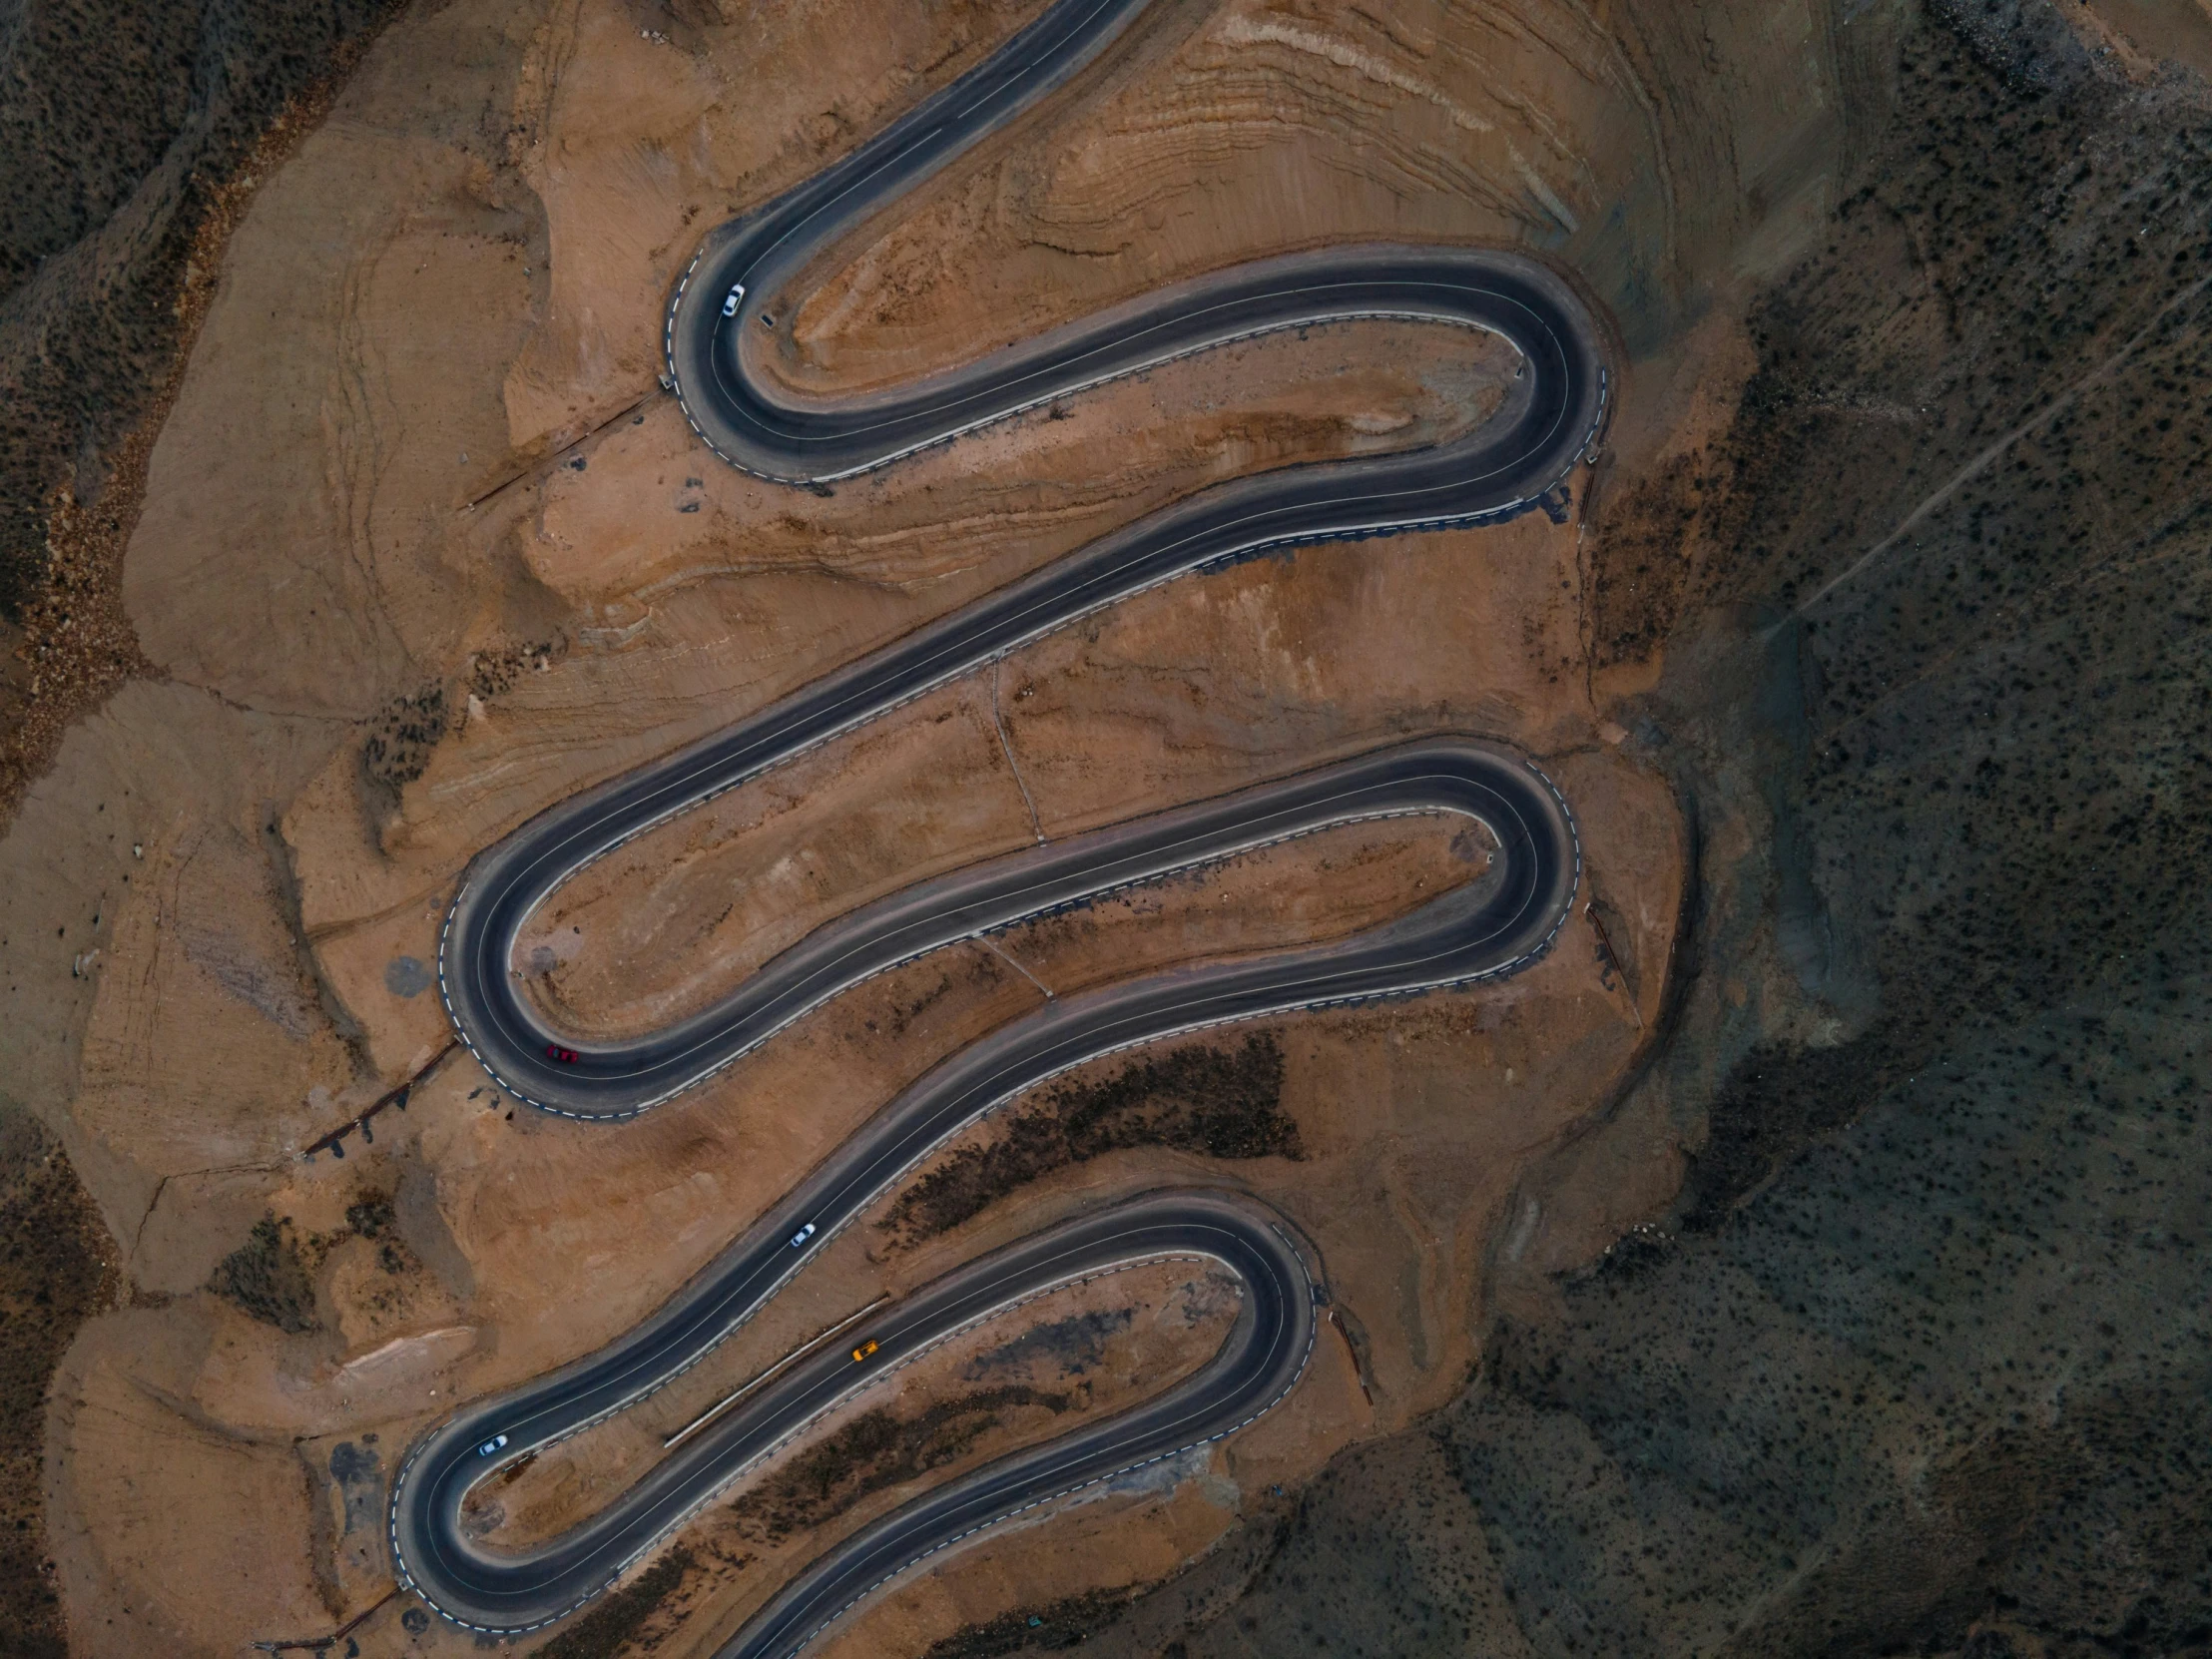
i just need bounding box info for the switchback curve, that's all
[398,0,1608,1648]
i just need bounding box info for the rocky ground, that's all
[0,0,2204,1655]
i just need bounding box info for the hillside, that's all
[0,0,2203,1655]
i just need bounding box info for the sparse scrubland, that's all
[532,1550,697,1659]
[920,1587,1141,1657]
[0,0,403,807]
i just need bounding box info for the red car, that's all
[545,1044,580,1064]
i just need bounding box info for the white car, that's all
[721,282,746,317]
[789,1222,817,1249]
[478,1433,509,1456]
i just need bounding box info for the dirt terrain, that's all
[1,0,2204,1654]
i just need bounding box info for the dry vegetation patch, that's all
[879,1033,1300,1247]
[919,1585,1142,1657]
[205,1185,423,1335]
[361,685,452,792]
[207,1213,318,1334]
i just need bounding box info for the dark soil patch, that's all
[727,1387,1071,1546]
[209,1213,316,1333]
[0,1103,118,1659]
[880,1033,1299,1246]
[961,1309,1133,1382]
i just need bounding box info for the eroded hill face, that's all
[1033,9,2212,1658]
[0,0,2200,1654]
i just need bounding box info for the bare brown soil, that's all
[981,814,1492,1006]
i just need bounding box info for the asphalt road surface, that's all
[389,1190,1317,1642]
[400,0,1607,1646]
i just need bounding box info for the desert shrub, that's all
[208,1214,315,1333]
[922,1588,1141,1657]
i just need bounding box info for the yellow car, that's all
[851,1340,879,1363]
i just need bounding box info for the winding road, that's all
[393,0,1608,1650]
